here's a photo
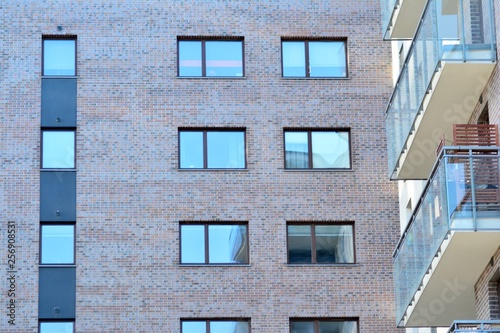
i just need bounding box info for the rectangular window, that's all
[180,223,249,264]
[40,224,75,264]
[39,321,74,333]
[178,37,244,77]
[287,223,355,264]
[43,37,76,76]
[284,129,351,169]
[282,38,347,78]
[181,319,250,333]
[290,319,358,333]
[41,129,76,169]
[179,129,246,169]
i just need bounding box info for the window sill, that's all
[178,168,249,172]
[40,168,77,172]
[177,76,247,79]
[286,263,360,267]
[281,76,350,80]
[41,75,78,79]
[39,264,76,268]
[179,264,251,267]
[282,168,353,172]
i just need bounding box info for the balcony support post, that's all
[468,149,478,230]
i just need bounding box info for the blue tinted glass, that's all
[181,225,205,263]
[42,131,75,168]
[182,321,206,333]
[179,132,204,168]
[179,41,202,77]
[43,40,76,76]
[210,321,249,333]
[208,225,248,263]
[285,132,309,168]
[282,42,306,77]
[288,225,312,264]
[207,132,245,168]
[290,321,314,333]
[41,225,75,264]
[205,41,243,77]
[311,131,350,168]
[309,41,346,77]
[40,322,74,333]
[319,321,357,333]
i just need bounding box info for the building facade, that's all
[382,0,500,331]
[1,1,401,332]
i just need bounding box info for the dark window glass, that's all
[180,223,249,264]
[39,321,74,333]
[42,130,76,169]
[282,39,347,78]
[179,130,246,169]
[287,224,355,264]
[178,39,244,77]
[182,320,250,333]
[40,224,75,264]
[290,319,357,333]
[43,39,76,76]
[284,130,351,169]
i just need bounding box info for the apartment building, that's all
[381,0,500,332]
[1,1,401,332]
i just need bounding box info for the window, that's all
[178,37,244,77]
[284,129,351,169]
[40,224,75,264]
[179,129,246,169]
[43,38,76,76]
[282,39,347,78]
[290,319,358,333]
[41,129,76,169]
[181,319,250,333]
[39,321,74,333]
[180,223,249,264]
[287,223,355,264]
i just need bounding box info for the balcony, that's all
[385,0,497,180]
[394,147,500,327]
[447,321,500,332]
[381,0,426,40]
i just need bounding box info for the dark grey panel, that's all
[41,78,77,127]
[39,267,76,319]
[40,171,76,222]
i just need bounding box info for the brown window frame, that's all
[179,222,249,265]
[289,318,359,333]
[281,37,348,78]
[283,128,352,170]
[39,223,76,265]
[287,222,356,264]
[177,36,245,77]
[42,35,77,76]
[178,128,247,170]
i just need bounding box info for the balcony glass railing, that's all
[381,0,398,39]
[386,0,496,178]
[447,320,500,332]
[394,147,500,323]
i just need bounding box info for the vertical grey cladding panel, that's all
[39,267,76,319]
[40,171,76,222]
[41,78,77,127]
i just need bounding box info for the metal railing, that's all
[448,320,500,332]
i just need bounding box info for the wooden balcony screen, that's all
[452,124,499,146]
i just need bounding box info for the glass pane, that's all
[41,225,75,264]
[287,225,312,263]
[210,321,249,333]
[43,40,75,76]
[40,322,74,333]
[282,42,306,77]
[207,132,245,168]
[179,41,202,77]
[180,225,205,263]
[285,132,309,168]
[319,321,357,333]
[315,225,354,264]
[182,321,206,333]
[206,41,243,77]
[208,225,248,264]
[42,131,75,168]
[311,131,350,168]
[179,132,204,168]
[309,41,346,77]
[290,321,314,333]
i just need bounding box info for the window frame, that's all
[178,128,247,170]
[283,128,352,170]
[39,320,75,333]
[42,36,77,76]
[39,223,76,265]
[281,37,348,78]
[289,318,359,333]
[286,222,356,265]
[177,36,245,77]
[179,222,250,265]
[41,128,76,169]
[181,318,251,333]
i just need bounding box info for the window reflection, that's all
[43,39,76,76]
[42,130,75,169]
[41,225,75,264]
[40,321,74,333]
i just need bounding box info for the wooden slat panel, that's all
[453,124,499,146]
